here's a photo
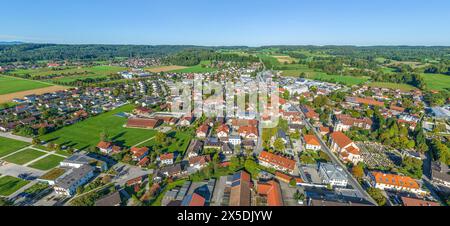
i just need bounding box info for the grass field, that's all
[0,76,52,95]
[28,155,66,171]
[0,176,30,196]
[368,82,417,91]
[3,149,46,165]
[169,61,218,73]
[421,73,450,91]
[0,137,30,158]
[40,104,157,150]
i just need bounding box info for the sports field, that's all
[0,76,53,95]
[29,155,66,171]
[0,176,30,196]
[3,149,47,165]
[421,73,450,91]
[0,137,30,158]
[40,104,157,150]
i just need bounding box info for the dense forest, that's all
[164,49,260,66]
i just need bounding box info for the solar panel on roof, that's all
[232,172,241,181]
[231,181,241,187]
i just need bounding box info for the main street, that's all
[294,104,378,205]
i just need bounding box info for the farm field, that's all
[3,149,46,165]
[145,65,188,73]
[169,61,218,73]
[421,73,450,91]
[0,137,30,158]
[0,175,30,196]
[0,85,68,104]
[368,82,418,91]
[28,155,66,171]
[273,55,297,64]
[40,104,157,150]
[282,69,369,86]
[9,65,126,78]
[0,76,53,95]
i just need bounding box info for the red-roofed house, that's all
[370,172,427,195]
[303,135,321,151]
[97,141,113,154]
[196,124,209,139]
[216,124,230,139]
[160,153,174,165]
[131,147,149,161]
[238,126,259,141]
[258,151,296,174]
[329,132,362,164]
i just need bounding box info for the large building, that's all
[258,151,296,174]
[333,114,373,132]
[329,132,362,165]
[318,163,348,187]
[303,134,321,151]
[370,172,427,195]
[54,165,95,196]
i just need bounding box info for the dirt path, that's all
[0,85,68,103]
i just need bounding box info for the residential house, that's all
[160,153,174,166]
[196,124,210,139]
[186,140,204,158]
[303,135,321,151]
[257,180,283,206]
[189,155,211,170]
[54,165,95,196]
[216,124,230,139]
[334,114,373,132]
[238,125,258,141]
[96,141,113,154]
[131,146,149,161]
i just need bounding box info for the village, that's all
[1,57,449,207]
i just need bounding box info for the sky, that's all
[1,0,450,46]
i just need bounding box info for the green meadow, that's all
[169,61,218,73]
[0,137,30,158]
[421,73,450,91]
[40,104,157,150]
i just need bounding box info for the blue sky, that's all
[1,0,450,46]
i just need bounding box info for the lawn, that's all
[40,104,157,150]
[0,76,52,95]
[0,137,30,158]
[3,149,47,165]
[368,82,417,91]
[421,73,450,91]
[140,131,191,155]
[0,176,30,196]
[29,155,66,171]
[169,61,218,73]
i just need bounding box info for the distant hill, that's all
[0,41,25,45]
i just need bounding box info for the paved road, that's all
[0,132,32,143]
[294,104,378,205]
